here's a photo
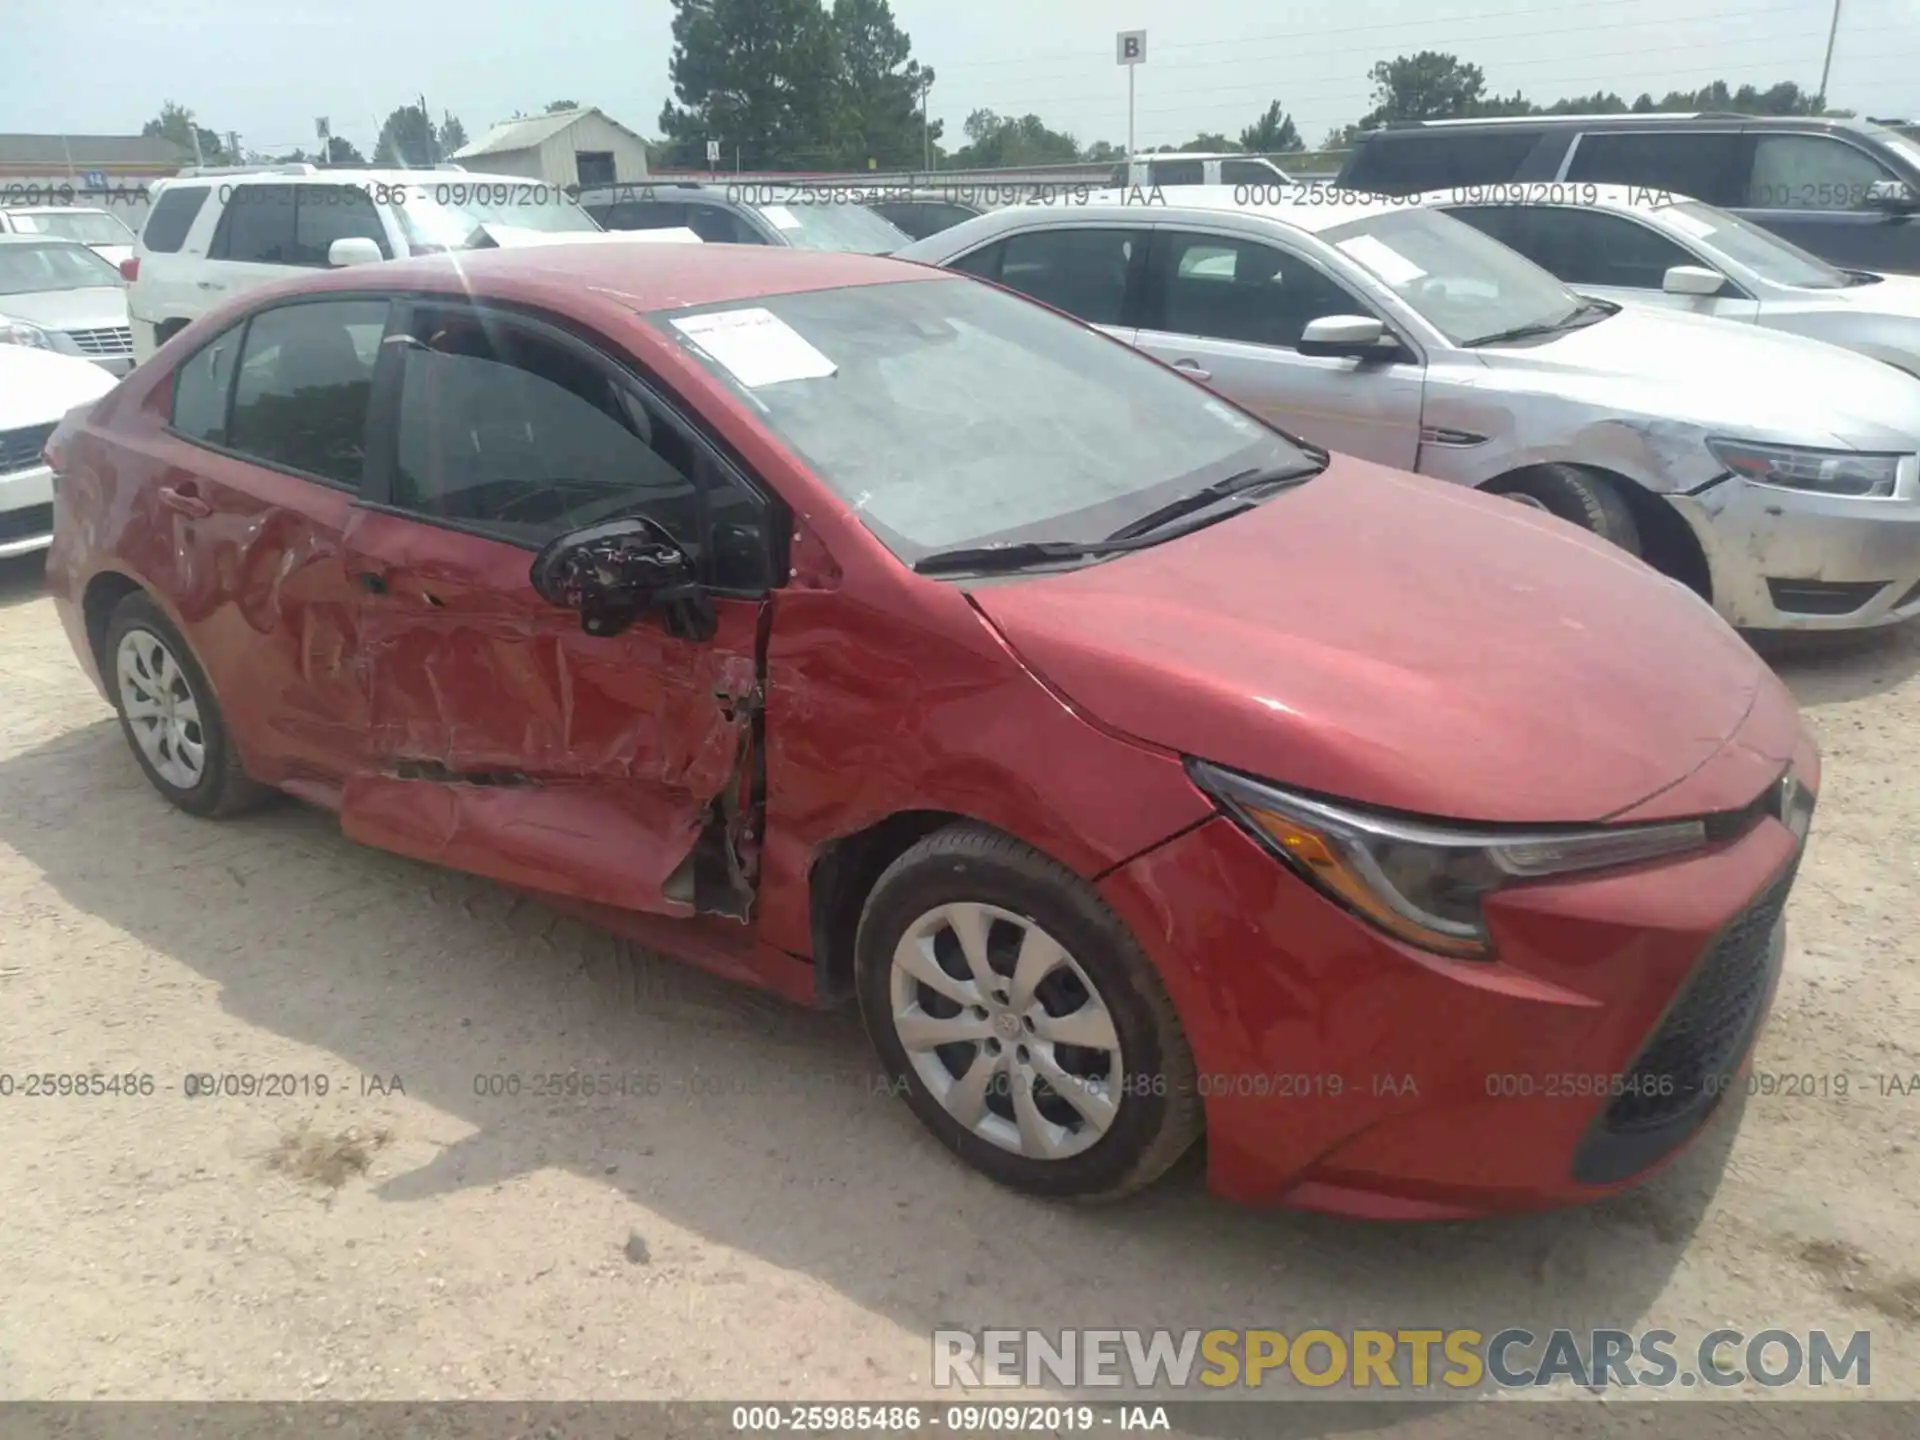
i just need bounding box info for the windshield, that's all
[1866,125,1920,174]
[0,240,125,294]
[8,210,136,246]
[1660,200,1849,289]
[1321,207,1581,346]
[750,199,908,254]
[653,278,1314,565]
[393,183,602,251]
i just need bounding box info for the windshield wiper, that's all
[1465,297,1612,348]
[912,538,1151,576]
[1104,463,1321,542]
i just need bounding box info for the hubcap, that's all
[888,902,1124,1160]
[115,629,206,790]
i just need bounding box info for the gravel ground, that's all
[0,549,1914,1433]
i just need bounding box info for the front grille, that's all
[1766,578,1887,616]
[64,325,134,356]
[0,502,53,544]
[0,422,55,475]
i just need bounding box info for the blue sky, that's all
[4,0,1916,157]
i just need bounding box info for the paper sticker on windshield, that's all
[760,204,803,232]
[1661,209,1716,239]
[1203,399,1263,435]
[1336,234,1427,286]
[671,307,837,388]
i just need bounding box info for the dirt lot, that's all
[0,548,1915,1428]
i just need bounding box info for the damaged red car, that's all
[47,245,1818,1216]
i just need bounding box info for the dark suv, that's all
[1336,114,1920,273]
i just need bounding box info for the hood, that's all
[971,459,1778,825]
[478,224,703,248]
[0,343,116,430]
[1476,304,1920,450]
[0,285,129,332]
[1830,271,1920,318]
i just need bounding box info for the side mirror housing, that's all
[1298,314,1391,358]
[529,517,715,642]
[1663,264,1727,296]
[328,236,384,268]
[1865,179,1920,214]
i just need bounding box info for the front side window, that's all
[391,308,771,588]
[292,187,391,264]
[1509,207,1694,290]
[684,205,764,245]
[227,300,388,485]
[653,277,1316,565]
[213,185,298,264]
[989,227,1144,326]
[1320,207,1581,346]
[1221,159,1289,186]
[592,199,690,231]
[0,240,125,293]
[1148,158,1205,186]
[1748,135,1893,211]
[1155,233,1369,348]
[1660,200,1848,288]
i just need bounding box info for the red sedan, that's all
[44,244,1818,1216]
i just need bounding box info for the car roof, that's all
[1010,185,1403,234]
[2,205,116,216]
[1409,182,1688,213]
[260,240,944,313]
[1371,113,1880,136]
[0,232,93,246]
[157,168,547,190]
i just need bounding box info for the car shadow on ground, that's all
[0,721,1749,1431]
[0,552,49,611]
[1749,620,1920,707]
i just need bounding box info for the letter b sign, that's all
[1116,30,1146,65]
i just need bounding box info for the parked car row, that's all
[35,211,1825,1218]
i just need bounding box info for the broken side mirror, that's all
[529,516,717,642]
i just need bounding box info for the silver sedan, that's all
[895,188,1920,631]
[0,234,135,375]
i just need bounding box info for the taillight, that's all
[119,257,139,282]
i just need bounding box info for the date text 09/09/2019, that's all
[729,1405,1169,1432]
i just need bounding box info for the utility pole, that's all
[1819,0,1844,106]
[921,74,932,172]
[227,130,240,166]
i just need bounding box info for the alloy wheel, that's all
[116,628,206,790]
[888,901,1124,1160]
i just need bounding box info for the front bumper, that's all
[0,461,54,558]
[1097,746,1815,1217]
[1675,469,1920,629]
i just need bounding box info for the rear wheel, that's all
[855,824,1201,1200]
[1490,464,1641,556]
[105,593,272,818]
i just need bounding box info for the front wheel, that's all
[855,824,1201,1200]
[1490,464,1641,556]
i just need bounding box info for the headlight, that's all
[1706,437,1902,499]
[1188,761,1708,959]
[0,316,54,351]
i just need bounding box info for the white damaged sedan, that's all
[0,344,116,558]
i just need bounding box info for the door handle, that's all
[156,485,211,519]
[356,571,389,595]
[1172,358,1213,381]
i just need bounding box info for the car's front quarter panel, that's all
[1757,303,1920,378]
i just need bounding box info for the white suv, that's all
[126,165,610,361]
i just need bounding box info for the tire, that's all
[1491,464,1641,556]
[855,823,1202,1201]
[104,592,274,818]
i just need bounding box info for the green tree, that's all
[373,104,439,167]
[141,101,232,165]
[1082,139,1124,162]
[324,136,366,165]
[1177,132,1241,153]
[1359,52,1496,126]
[949,109,1080,167]
[828,0,939,167]
[658,0,837,169]
[438,113,469,154]
[1239,100,1303,153]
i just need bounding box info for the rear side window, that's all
[1148,158,1205,186]
[1563,131,1745,205]
[1221,159,1282,186]
[293,186,391,264]
[1748,135,1894,210]
[227,300,388,485]
[1507,207,1694,289]
[169,327,241,444]
[1445,204,1526,247]
[1349,131,1544,192]
[684,205,762,244]
[212,185,298,264]
[593,199,691,230]
[142,186,209,253]
[994,228,1143,325]
[950,240,1005,281]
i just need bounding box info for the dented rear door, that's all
[336,297,779,922]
